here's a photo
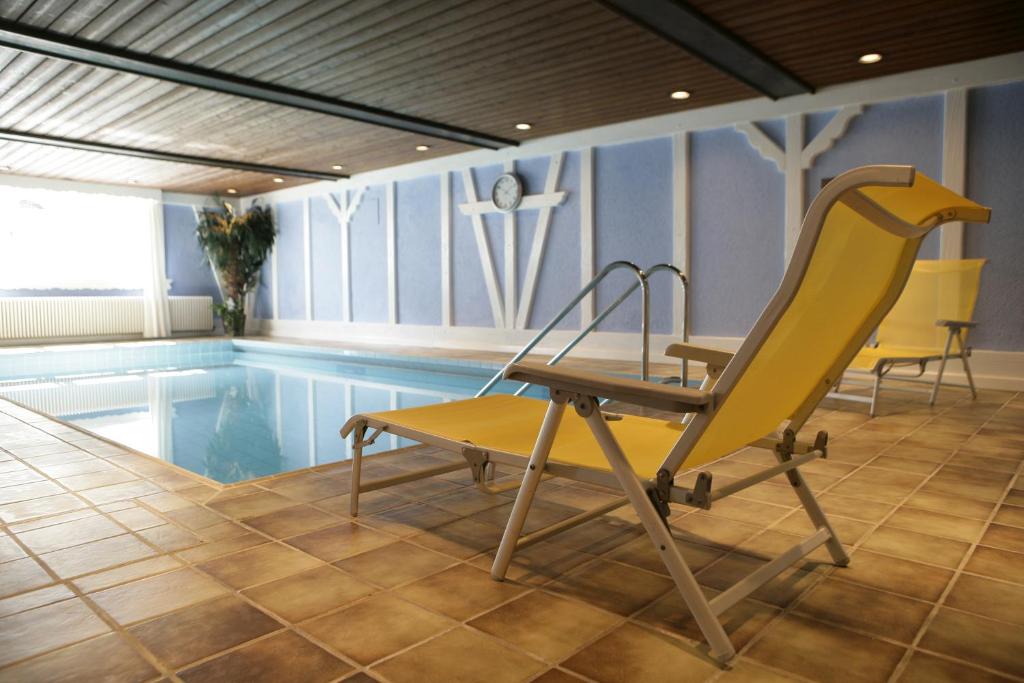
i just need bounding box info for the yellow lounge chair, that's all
[340,165,990,664]
[831,258,987,416]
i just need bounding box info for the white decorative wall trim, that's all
[302,197,312,321]
[385,182,397,325]
[515,152,566,329]
[671,132,690,338]
[941,88,968,259]
[327,187,367,323]
[503,160,516,328]
[580,146,595,326]
[270,204,280,320]
[440,172,452,327]
[459,168,505,328]
[737,104,863,264]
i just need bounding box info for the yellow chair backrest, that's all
[678,169,990,469]
[876,258,985,351]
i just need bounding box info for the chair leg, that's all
[869,371,882,417]
[960,338,978,399]
[491,399,566,581]
[929,329,957,406]
[349,423,365,517]
[583,406,736,664]
[777,458,849,566]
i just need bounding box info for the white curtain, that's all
[142,199,171,338]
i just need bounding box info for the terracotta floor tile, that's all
[0,493,90,524]
[719,660,803,682]
[0,631,157,682]
[267,474,349,503]
[90,567,228,625]
[178,630,350,683]
[176,532,269,564]
[698,552,819,608]
[902,490,996,521]
[861,527,970,569]
[979,524,1024,553]
[395,563,527,620]
[162,505,225,531]
[836,550,953,601]
[0,468,45,487]
[605,534,724,576]
[897,651,1015,683]
[672,513,764,549]
[547,559,673,617]
[78,480,164,505]
[795,577,932,643]
[884,507,987,543]
[0,556,54,597]
[244,504,340,538]
[57,468,137,491]
[993,504,1024,528]
[39,533,157,578]
[563,622,717,682]
[963,545,1024,584]
[944,573,1024,626]
[32,458,113,479]
[302,592,450,665]
[73,555,183,594]
[243,565,375,622]
[285,522,393,562]
[409,517,504,559]
[137,524,202,552]
[0,583,74,618]
[0,480,64,505]
[919,607,1024,678]
[334,540,454,588]
[747,614,906,683]
[110,506,166,531]
[129,594,281,668]
[470,591,620,661]
[529,669,588,683]
[817,493,895,523]
[0,535,26,563]
[359,502,461,537]
[773,511,875,545]
[0,598,111,667]
[197,542,321,589]
[316,490,405,517]
[206,490,297,519]
[371,626,546,683]
[15,514,125,554]
[638,588,777,651]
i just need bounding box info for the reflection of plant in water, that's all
[203,382,283,483]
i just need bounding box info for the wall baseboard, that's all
[256,319,1024,391]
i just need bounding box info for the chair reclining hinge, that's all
[684,471,713,510]
[775,428,797,459]
[647,468,674,521]
[461,447,491,484]
[355,426,384,449]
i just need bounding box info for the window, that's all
[0,184,155,291]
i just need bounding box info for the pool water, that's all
[0,340,544,484]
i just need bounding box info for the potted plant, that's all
[196,201,275,337]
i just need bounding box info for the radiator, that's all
[0,296,214,340]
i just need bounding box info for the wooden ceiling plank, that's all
[0,15,519,149]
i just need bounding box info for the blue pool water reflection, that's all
[0,340,542,484]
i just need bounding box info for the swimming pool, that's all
[0,339,544,484]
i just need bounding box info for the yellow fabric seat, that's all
[364,394,684,477]
[847,344,948,370]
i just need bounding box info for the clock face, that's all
[491,173,523,213]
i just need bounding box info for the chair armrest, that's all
[664,343,734,368]
[504,362,712,413]
[936,319,977,329]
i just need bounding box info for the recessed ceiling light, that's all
[515,122,532,131]
[331,164,344,170]
[670,90,691,100]
[273,177,284,183]
[415,144,430,152]
[858,53,882,64]
[226,188,238,194]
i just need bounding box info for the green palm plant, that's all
[196,201,275,336]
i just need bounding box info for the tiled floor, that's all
[0,365,1022,682]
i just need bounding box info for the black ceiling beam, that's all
[598,0,813,99]
[0,20,518,150]
[0,128,347,181]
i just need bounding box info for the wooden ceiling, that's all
[0,0,1020,196]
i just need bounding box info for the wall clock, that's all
[491,172,524,213]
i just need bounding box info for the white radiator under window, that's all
[0,296,214,341]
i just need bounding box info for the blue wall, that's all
[164,204,221,301]
[396,176,442,325]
